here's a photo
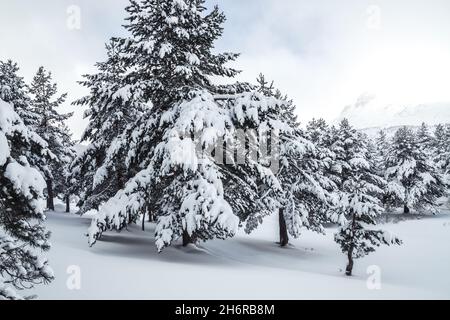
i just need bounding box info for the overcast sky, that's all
[1,0,450,139]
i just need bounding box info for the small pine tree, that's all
[29,66,74,211]
[330,120,401,276]
[306,118,329,146]
[374,129,391,212]
[432,124,450,181]
[385,127,447,214]
[375,130,389,165]
[416,122,433,154]
[0,99,54,299]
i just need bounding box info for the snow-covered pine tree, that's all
[0,60,39,127]
[0,60,51,184]
[29,66,74,211]
[59,125,77,213]
[88,90,293,251]
[385,126,447,214]
[305,118,340,188]
[432,124,450,183]
[375,130,389,165]
[444,125,450,185]
[374,129,391,212]
[306,118,329,146]
[330,119,400,276]
[244,75,336,247]
[0,98,54,299]
[69,39,147,214]
[416,122,433,154]
[85,0,298,252]
[119,0,240,108]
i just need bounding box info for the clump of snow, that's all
[186,53,200,65]
[159,43,173,58]
[0,131,9,165]
[4,162,46,211]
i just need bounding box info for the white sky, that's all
[1,0,450,139]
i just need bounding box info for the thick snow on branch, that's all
[87,90,293,251]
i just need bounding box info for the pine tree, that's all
[0,99,54,299]
[69,39,147,214]
[385,126,447,214]
[374,129,391,212]
[306,118,329,146]
[432,124,450,181]
[375,130,389,165]
[416,122,433,154]
[120,0,240,107]
[244,75,336,247]
[29,66,74,211]
[443,125,450,183]
[85,0,299,252]
[330,119,400,276]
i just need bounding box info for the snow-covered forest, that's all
[1,0,450,300]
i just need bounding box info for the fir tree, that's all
[432,124,450,181]
[385,126,447,214]
[244,75,335,247]
[375,130,389,165]
[85,0,298,252]
[416,122,433,154]
[330,120,400,276]
[120,0,240,107]
[374,129,391,211]
[29,66,74,211]
[0,99,54,299]
[306,118,329,146]
[69,39,147,214]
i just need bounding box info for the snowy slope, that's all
[336,94,450,129]
[30,203,450,300]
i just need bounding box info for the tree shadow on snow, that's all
[91,231,235,267]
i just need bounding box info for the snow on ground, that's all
[30,203,450,300]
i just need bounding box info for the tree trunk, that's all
[346,246,354,276]
[279,208,289,247]
[148,212,154,222]
[346,214,356,276]
[404,204,410,214]
[46,179,55,211]
[65,194,70,213]
[183,230,193,247]
[142,211,146,231]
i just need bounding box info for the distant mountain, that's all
[360,124,433,139]
[335,94,450,130]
